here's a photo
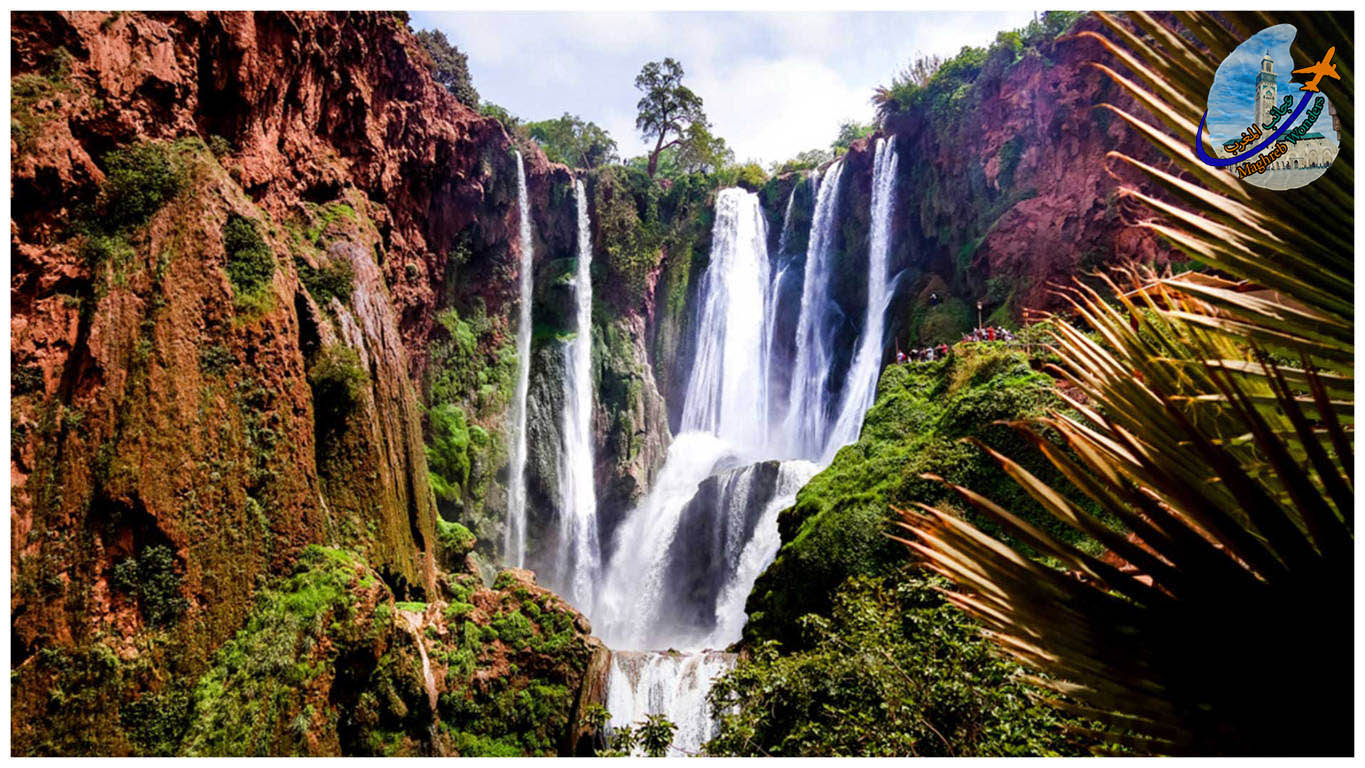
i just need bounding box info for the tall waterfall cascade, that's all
[504,150,535,568]
[825,136,901,459]
[506,147,899,755]
[782,160,847,459]
[549,179,602,612]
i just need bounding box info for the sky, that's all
[1206,23,1339,144]
[410,11,1037,166]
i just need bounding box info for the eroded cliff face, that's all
[10,10,602,755]
[745,13,1175,364]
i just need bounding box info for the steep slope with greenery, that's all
[743,344,1100,649]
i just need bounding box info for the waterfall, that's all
[605,651,737,756]
[505,150,534,568]
[781,160,846,459]
[679,188,771,451]
[707,459,818,646]
[586,153,897,755]
[595,432,737,649]
[552,179,601,611]
[825,137,900,459]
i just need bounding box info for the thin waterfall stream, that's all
[505,150,535,568]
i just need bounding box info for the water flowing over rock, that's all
[551,179,602,612]
[590,178,894,754]
[679,188,773,452]
[505,151,535,568]
[825,136,900,458]
[605,650,737,756]
[782,160,848,459]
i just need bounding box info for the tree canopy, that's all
[415,29,479,108]
[526,113,619,169]
[634,58,707,177]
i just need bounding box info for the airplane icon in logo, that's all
[1292,46,1339,92]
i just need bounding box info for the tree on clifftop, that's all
[416,28,479,108]
[634,58,707,178]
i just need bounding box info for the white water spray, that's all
[505,150,535,567]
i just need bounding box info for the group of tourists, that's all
[894,325,1019,365]
[962,325,1015,343]
[896,343,950,363]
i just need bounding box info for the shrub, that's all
[708,572,1092,756]
[222,214,275,298]
[415,29,479,107]
[100,142,186,230]
[298,256,355,307]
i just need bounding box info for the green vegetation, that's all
[297,255,355,307]
[770,148,832,176]
[897,12,1354,755]
[430,574,590,755]
[99,142,183,228]
[426,402,480,499]
[420,304,510,550]
[111,544,189,628]
[709,572,1090,756]
[181,546,420,756]
[221,214,276,305]
[745,346,1101,648]
[415,28,479,107]
[12,46,75,153]
[308,343,370,422]
[76,141,186,268]
[633,58,708,178]
[831,120,874,155]
[873,12,1082,123]
[528,113,618,169]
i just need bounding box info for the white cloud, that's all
[411,11,1039,165]
[691,56,871,163]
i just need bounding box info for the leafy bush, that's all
[873,12,1081,123]
[771,148,832,176]
[100,142,186,230]
[831,120,874,154]
[527,113,618,169]
[298,256,355,307]
[714,162,768,191]
[222,214,275,299]
[743,349,1102,647]
[708,572,1092,756]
